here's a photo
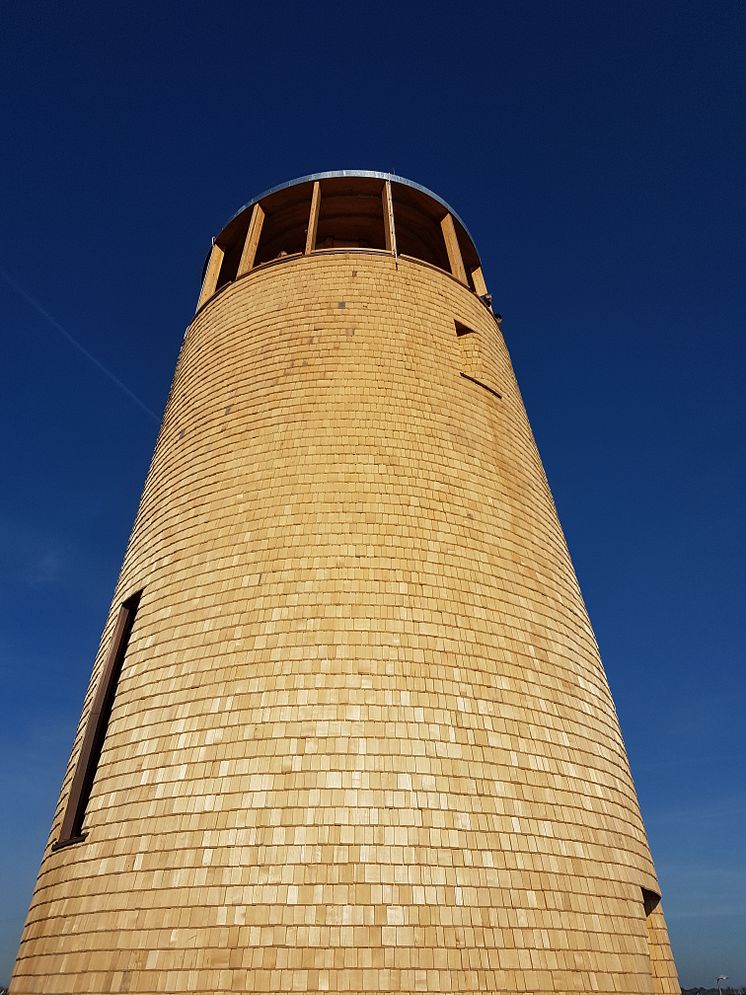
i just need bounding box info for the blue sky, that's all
[1,1,744,986]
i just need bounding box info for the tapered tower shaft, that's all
[12,172,679,995]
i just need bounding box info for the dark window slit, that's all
[460,372,502,400]
[53,590,142,850]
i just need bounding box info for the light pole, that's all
[717,975,728,995]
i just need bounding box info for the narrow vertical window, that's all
[53,591,141,849]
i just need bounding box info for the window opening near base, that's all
[53,591,142,850]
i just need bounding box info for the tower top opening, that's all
[199,170,484,307]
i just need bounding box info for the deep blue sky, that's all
[1,1,743,986]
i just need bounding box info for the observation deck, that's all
[197,170,490,310]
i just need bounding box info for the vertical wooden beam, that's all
[382,180,397,257]
[305,181,321,254]
[196,242,224,310]
[238,203,265,276]
[471,266,488,297]
[440,213,468,284]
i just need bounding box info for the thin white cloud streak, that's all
[0,266,159,422]
[25,547,65,587]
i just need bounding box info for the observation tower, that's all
[12,171,679,995]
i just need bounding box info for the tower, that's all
[11,171,679,994]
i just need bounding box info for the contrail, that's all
[0,266,159,422]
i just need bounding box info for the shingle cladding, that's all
[12,247,679,994]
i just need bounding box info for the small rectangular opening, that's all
[53,591,141,849]
[455,320,477,337]
[642,887,660,917]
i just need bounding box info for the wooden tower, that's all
[12,172,679,995]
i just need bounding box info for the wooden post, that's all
[440,213,467,284]
[382,180,397,258]
[471,266,488,297]
[305,181,321,254]
[238,203,265,276]
[196,242,224,309]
